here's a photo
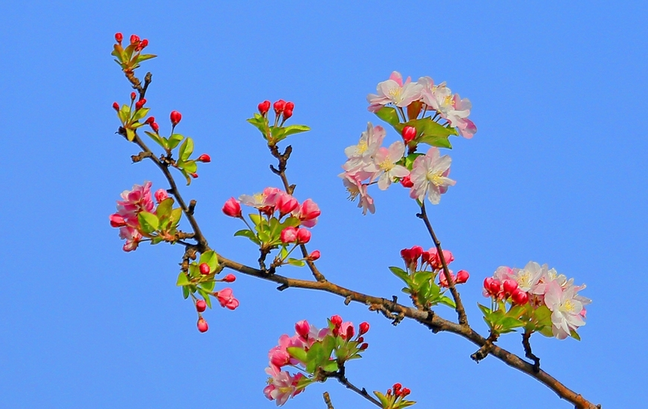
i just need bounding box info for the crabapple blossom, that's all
[195,300,207,312]
[409,147,456,204]
[374,141,409,190]
[215,288,239,310]
[154,188,168,203]
[367,71,423,112]
[222,274,236,283]
[276,193,299,216]
[545,280,586,340]
[422,248,454,270]
[264,366,303,406]
[222,197,242,218]
[295,228,311,244]
[119,226,142,252]
[258,100,271,116]
[341,173,375,215]
[295,198,320,227]
[280,226,298,244]
[307,250,321,261]
[456,269,470,284]
[110,182,157,251]
[170,110,182,126]
[342,122,385,175]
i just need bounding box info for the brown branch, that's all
[523,330,541,373]
[417,201,469,326]
[318,362,381,407]
[322,392,335,409]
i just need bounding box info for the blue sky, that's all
[1,1,647,408]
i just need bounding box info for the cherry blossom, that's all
[341,173,375,215]
[409,147,456,204]
[544,280,586,339]
[373,141,409,190]
[367,71,423,112]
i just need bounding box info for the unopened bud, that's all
[283,108,293,120]
[359,322,370,335]
[114,32,123,44]
[330,315,342,327]
[402,126,417,143]
[197,318,209,333]
[145,116,155,124]
[130,92,136,101]
[273,99,286,114]
[360,342,368,350]
[170,110,182,126]
[112,102,119,111]
[258,100,271,116]
[190,172,198,179]
[199,263,210,275]
[135,98,146,110]
[196,299,207,312]
[400,175,413,188]
[222,274,236,283]
[197,154,211,163]
[308,250,321,261]
[151,122,159,133]
[129,34,140,45]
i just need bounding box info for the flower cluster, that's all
[482,262,590,339]
[223,188,321,265]
[367,71,476,139]
[391,246,469,309]
[264,316,370,406]
[374,382,415,409]
[109,182,168,251]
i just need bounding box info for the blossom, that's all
[343,122,385,175]
[239,187,283,214]
[373,141,409,190]
[119,226,142,252]
[367,71,423,112]
[419,79,476,138]
[154,188,168,203]
[544,280,586,339]
[409,147,455,204]
[513,261,546,294]
[341,173,375,215]
[110,182,156,251]
[264,366,303,406]
[216,288,239,310]
[295,198,320,227]
[222,197,242,218]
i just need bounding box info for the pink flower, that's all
[296,228,311,244]
[216,288,239,310]
[222,197,242,218]
[280,227,298,244]
[264,366,303,406]
[119,226,142,252]
[276,193,299,216]
[373,141,409,190]
[367,71,423,112]
[544,280,586,339]
[239,187,283,215]
[115,181,155,225]
[422,248,454,270]
[341,173,375,215]
[296,199,320,227]
[154,189,168,203]
[456,270,470,284]
[400,246,424,271]
[409,147,455,204]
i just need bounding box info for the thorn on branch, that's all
[344,295,352,305]
[277,284,289,291]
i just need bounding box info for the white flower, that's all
[343,122,385,175]
[544,280,586,339]
[409,147,455,204]
[373,141,409,190]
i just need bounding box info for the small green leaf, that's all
[373,391,390,407]
[176,272,190,286]
[156,197,174,220]
[287,346,308,363]
[138,211,159,233]
[287,258,306,267]
[168,133,184,150]
[118,105,130,124]
[200,280,215,293]
[178,137,194,162]
[234,229,260,244]
[144,131,166,149]
[132,107,150,122]
[182,285,190,299]
[478,303,492,317]
[181,160,197,173]
[375,106,400,127]
[249,214,262,226]
[135,53,157,63]
[282,124,310,137]
[199,250,219,272]
[169,208,183,225]
[570,329,581,341]
[439,295,456,308]
[321,360,338,372]
[125,128,135,142]
[388,266,410,284]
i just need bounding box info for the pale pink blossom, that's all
[419,80,476,138]
[264,366,303,406]
[373,141,410,190]
[119,226,142,252]
[216,288,239,310]
[513,261,546,294]
[343,123,385,175]
[367,71,423,112]
[409,147,455,204]
[341,173,375,215]
[295,199,321,227]
[239,187,283,214]
[154,188,169,203]
[544,280,586,339]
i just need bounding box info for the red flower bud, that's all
[273,99,286,114]
[282,108,293,120]
[222,197,242,218]
[151,122,159,133]
[511,288,529,305]
[112,102,119,111]
[197,318,209,333]
[258,100,271,116]
[308,250,321,261]
[135,98,146,111]
[295,320,310,339]
[114,33,123,44]
[129,34,140,45]
[130,92,136,101]
[145,116,155,124]
[197,154,211,163]
[502,279,518,296]
[359,322,370,335]
[222,274,236,283]
[296,228,311,244]
[402,126,417,143]
[196,299,207,312]
[139,39,148,49]
[346,325,354,339]
[330,315,343,327]
[199,263,210,275]
[401,388,411,397]
[190,172,198,179]
[400,175,414,188]
[170,110,182,126]
[456,270,470,284]
[359,342,368,350]
[285,101,295,111]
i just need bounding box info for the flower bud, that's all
[502,279,518,295]
[282,108,293,120]
[222,197,242,218]
[197,154,211,163]
[295,320,310,339]
[359,322,370,335]
[199,262,210,275]
[170,110,182,126]
[190,172,198,179]
[280,226,298,244]
[273,99,286,114]
[296,228,311,244]
[222,274,236,283]
[511,288,529,305]
[308,250,321,261]
[112,102,119,111]
[151,122,159,133]
[359,342,368,350]
[456,270,470,284]
[129,34,140,45]
[154,189,169,203]
[401,388,411,397]
[196,299,207,312]
[114,32,123,44]
[402,126,417,143]
[258,100,271,116]
[130,92,136,101]
[197,318,209,333]
[400,175,414,188]
[139,39,149,49]
[330,315,343,327]
[145,116,155,124]
[346,325,354,339]
[135,98,146,111]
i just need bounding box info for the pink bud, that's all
[456,270,470,284]
[139,39,148,49]
[129,34,140,45]
[359,322,370,335]
[216,288,239,310]
[273,99,286,114]
[276,193,299,216]
[280,226,298,243]
[170,110,182,126]
[222,274,236,283]
[282,108,293,120]
[197,318,209,332]
[197,154,211,163]
[502,279,519,295]
[115,33,123,44]
[258,100,271,115]
[199,263,210,275]
[295,320,310,339]
[308,250,321,261]
[196,300,207,312]
[109,213,125,227]
[511,289,529,305]
[330,315,342,327]
[154,189,168,203]
[296,228,311,244]
[402,126,417,143]
[222,197,242,218]
[400,175,413,188]
[112,102,119,111]
[145,116,155,124]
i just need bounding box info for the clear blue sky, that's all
[1,1,646,408]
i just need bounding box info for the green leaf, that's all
[138,211,159,233]
[388,266,411,284]
[169,208,183,225]
[199,250,219,272]
[135,53,157,63]
[287,258,305,267]
[182,285,190,299]
[570,329,581,341]
[156,197,174,220]
[375,106,400,127]
[439,295,456,308]
[118,105,130,124]
[415,117,457,148]
[178,137,194,162]
[246,113,269,137]
[125,128,135,142]
[132,107,150,122]
[249,213,262,226]
[144,131,165,149]
[500,317,524,331]
[373,391,390,407]
[176,272,190,286]
[321,360,339,372]
[168,133,184,150]
[200,280,215,293]
[305,342,326,373]
[287,346,308,363]
[234,229,260,244]
[478,303,492,317]
[282,124,310,137]
[202,292,212,309]
[181,160,197,174]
